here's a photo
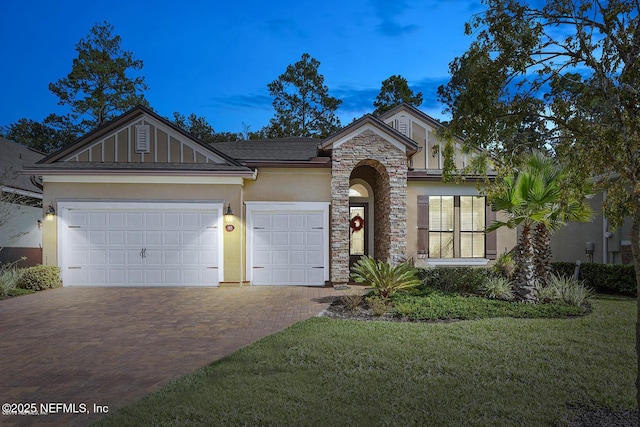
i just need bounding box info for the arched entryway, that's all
[328,129,409,284]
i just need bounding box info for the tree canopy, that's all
[172,112,241,144]
[265,53,342,138]
[2,21,148,153]
[438,0,640,414]
[373,75,423,116]
[49,21,149,132]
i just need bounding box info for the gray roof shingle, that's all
[214,137,321,162]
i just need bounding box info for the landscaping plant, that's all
[534,274,594,307]
[480,276,514,301]
[350,256,421,299]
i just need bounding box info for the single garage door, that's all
[248,203,329,286]
[58,202,222,286]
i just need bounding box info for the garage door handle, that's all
[313,266,324,269]
[68,266,81,270]
[206,267,218,269]
[253,266,265,269]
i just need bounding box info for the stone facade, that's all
[330,130,408,283]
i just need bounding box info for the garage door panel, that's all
[108,212,125,227]
[182,250,199,265]
[290,251,305,264]
[273,231,289,246]
[127,231,143,246]
[272,250,289,265]
[89,250,106,265]
[307,214,323,228]
[90,212,106,226]
[89,269,106,285]
[108,270,124,284]
[108,230,125,245]
[147,212,163,228]
[145,250,162,265]
[306,231,323,246]
[69,250,87,265]
[89,230,106,245]
[307,268,325,283]
[200,230,217,246]
[200,213,217,228]
[290,231,304,245]
[146,269,163,284]
[289,214,304,229]
[127,213,143,227]
[254,250,271,265]
[272,214,289,229]
[164,250,181,265]
[108,250,124,265]
[127,269,144,284]
[146,231,162,246]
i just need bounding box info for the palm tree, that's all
[487,151,593,302]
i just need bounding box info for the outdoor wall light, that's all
[45,203,56,220]
[224,204,234,223]
[224,203,235,232]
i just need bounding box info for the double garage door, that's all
[58,202,222,286]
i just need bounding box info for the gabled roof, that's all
[30,106,254,177]
[0,137,44,195]
[320,114,419,155]
[378,102,447,131]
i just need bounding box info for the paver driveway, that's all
[0,286,342,426]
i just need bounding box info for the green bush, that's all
[551,262,636,296]
[351,256,421,299]
[534,274,594,307]
[16,265,62,291]
[417,266,491,294]
[493,252,515,280]
[0,268,24,299]
[339,290,364,312]
[365,296,389,316]
[480,276,514,301]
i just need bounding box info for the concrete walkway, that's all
[0,286,342,426]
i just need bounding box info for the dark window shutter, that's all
[485,203,497,259]
[417,196,429,255]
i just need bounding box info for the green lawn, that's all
[95,295,636,427]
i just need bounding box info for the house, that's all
[23,103,517,287]
[0,137,44,267]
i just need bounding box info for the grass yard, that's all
[95,295,636,427]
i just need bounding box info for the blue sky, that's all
[0,0,484,135]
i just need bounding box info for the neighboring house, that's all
[550,192,634,265]
[23,103,517,287]
[0,137,44,267]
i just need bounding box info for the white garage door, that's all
[248,203,329,286]
[58,202,222,286]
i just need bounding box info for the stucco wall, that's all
[41,181,245,282]
[243,168,331,202]
[0,201,42,248]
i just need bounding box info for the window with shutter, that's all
[423,195,489,259]
[417,196,429,256]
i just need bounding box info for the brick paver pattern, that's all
[0,286,343,426]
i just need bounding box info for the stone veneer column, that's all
[330,130,408,284]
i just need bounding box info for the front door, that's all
[349,203,368,268]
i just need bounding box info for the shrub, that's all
[492,252,515,280]
[365,296,389,316]
[480,276,514,301]
[535,274,594,307]
[417,266,491,294]
[0,268,24,299]
[340,290,364,312]
[16,265,62,291]
[350,256,421,299]
[551,262,636,296]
